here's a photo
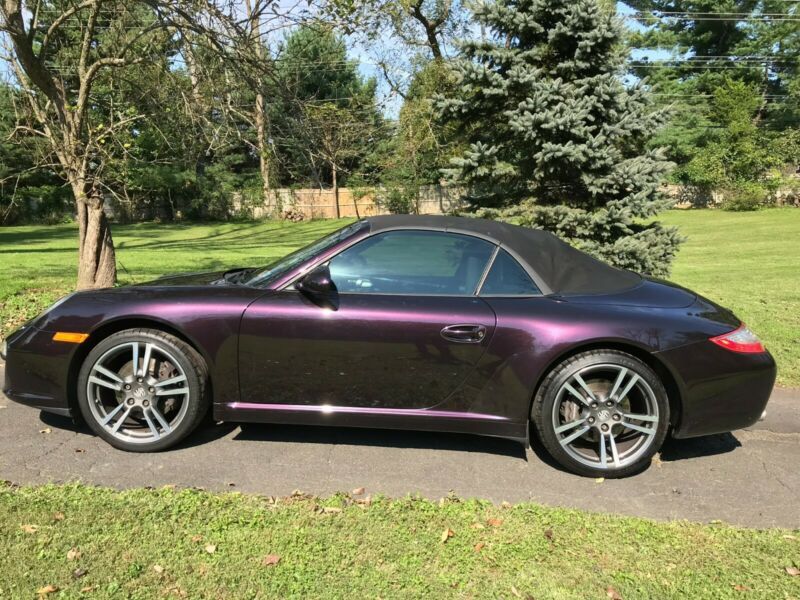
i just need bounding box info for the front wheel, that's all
[77,328,208,452]
[532,350,670,478]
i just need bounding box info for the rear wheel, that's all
[77,328,208,452]
[532,350,669,478]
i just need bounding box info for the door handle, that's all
[440,324,487,344]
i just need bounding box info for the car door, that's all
[238,230,498,410]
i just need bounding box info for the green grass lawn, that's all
[1,208,798,384]
[1,483,798,599]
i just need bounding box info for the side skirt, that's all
[214,402,530,446]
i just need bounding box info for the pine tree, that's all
[437,0,682,277]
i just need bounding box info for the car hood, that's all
[137,270,230,287]
[560,278,697,309]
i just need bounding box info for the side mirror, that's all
[296,264,334,296]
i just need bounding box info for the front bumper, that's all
[2,326,75,417]
[657,340,777,439]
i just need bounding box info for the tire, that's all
[532,350,670,478]
[77,328,208,452]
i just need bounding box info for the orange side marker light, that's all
[52,332,89,344]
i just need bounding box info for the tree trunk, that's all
[73,181,116,289]
[332,163,340,219]
[246,0,274,215]
[254,92,275,213]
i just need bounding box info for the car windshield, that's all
[244,220,368,288]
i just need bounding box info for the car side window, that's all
[328,230,495,295]
[479,249,541,296]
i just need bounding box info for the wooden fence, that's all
[233,183,800,220]
[235,185,468,220]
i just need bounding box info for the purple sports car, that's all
[1,215,776,477]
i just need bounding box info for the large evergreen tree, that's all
[438,0,682,277]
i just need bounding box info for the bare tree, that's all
[301,103,374,218]
[1,0,316,287]
[0,1,185,288]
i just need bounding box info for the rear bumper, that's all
[657,341,777,438]
[2,326,75,418]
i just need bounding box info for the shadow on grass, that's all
[0,224,77,249]
[114,220,343,254]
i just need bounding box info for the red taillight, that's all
[710,324,766,354]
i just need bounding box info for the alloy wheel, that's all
[550,363,660,470]
[86,341,191,444]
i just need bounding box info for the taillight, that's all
[710,324,766,354]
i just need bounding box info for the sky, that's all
[1,1,670,119]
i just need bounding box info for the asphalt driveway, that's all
[1,360,798,528]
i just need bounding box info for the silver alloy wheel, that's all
[551,363,660,470]
[86,341,191,444]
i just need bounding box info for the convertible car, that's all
[1,215,776,477]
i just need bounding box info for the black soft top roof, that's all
[364,215,641,296]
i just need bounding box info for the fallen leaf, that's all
[190,534,203,543]
[322,506,342,514]
[355,496,372,506]
[544,529,554,542]
[733,584,750,592]
[67,547,81,561]
[36,584,58,595]
[74,448,85,453]
[606,586,623,600]
[153,564,165,574]
[72,567,88,579]
[510,585,522,598]
[52,512,65,521]
[595,477,605,484]
[500,501,511,509]
[487,517,504,527]
[783,534,797,540]
[161,484,176,490]
[39,428,52,434]
[470,522,485,530]
[785,566,800,576]
[226,482,236,487]
[262,554,281,566]
[20,524,38,534]
[80,586,94,593]
[441,528,455,543]
[474,542,485,552]
[204,544,217,554]
[351,487,365,496]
